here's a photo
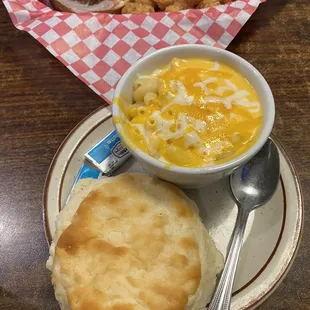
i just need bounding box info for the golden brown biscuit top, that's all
[53,174,204,310]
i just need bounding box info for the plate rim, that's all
[42,106,304,309]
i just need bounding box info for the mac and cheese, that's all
[115,58,262,168]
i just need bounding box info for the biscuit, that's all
[47,174,223,310]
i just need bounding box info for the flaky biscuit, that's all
[47,174,223,310]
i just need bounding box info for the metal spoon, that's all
[209,137,280,310]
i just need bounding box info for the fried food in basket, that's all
[165,2,188,11]
[154,0,172,10]
[164,0,200,11]
[50,0,235,13]
[197,0,221,9]
[122,2,155,13]
[155,0,199,11]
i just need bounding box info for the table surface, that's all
[0,0,309,309]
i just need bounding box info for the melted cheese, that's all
[118,58,262,168]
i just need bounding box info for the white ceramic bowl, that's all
[112,45,275,188]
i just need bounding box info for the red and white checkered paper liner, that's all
[3,0,265,103]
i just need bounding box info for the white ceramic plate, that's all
[43,106,303,310]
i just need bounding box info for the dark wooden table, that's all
[0,0,309,309]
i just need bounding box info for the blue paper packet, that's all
[85,130,131,176]
[66,130,130,204]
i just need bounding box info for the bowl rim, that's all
[112,44,275,175]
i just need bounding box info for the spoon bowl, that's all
[231,138,280,208]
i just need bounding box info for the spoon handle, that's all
[209,206,250,310]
